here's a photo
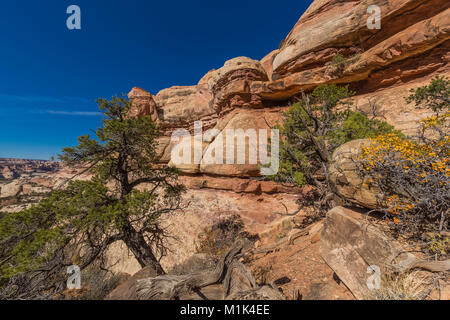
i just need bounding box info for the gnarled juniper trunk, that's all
[121,223,165,275]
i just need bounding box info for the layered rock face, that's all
[113,0,449,271]
[127,87,158,122]
[267,0,450,134]
[132,0,449,176]
[2,0,448,276]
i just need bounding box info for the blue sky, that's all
[0,0,311,160]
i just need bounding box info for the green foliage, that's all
[406,75,450,112]
[60,96,165,187]
[0,96,184,299]
[358,77,449,240]
[328,111,402,146]
[425,233,449,258]
[272,84,398,189]
[329,54,347,76]
[331,54,346,66]
[406,75,449,143]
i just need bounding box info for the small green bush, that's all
[272,84,398,189]
[79,265,127,300]
[357,76,449,239]
[329,54,347,76]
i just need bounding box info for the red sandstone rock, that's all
[127,0,449,175]
[208,57,269,114]
[127,87,158,122]
[3,0,450,287]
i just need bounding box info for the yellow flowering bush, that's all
[358,133,449,237]
[357,76,449,238]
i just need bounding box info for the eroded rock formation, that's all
[128,0,449,175]
[114,0,449,271]
[2,0,449,286]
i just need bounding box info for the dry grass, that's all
[58,265,128,300]
[195,215,258,262]
[366,270,434,300]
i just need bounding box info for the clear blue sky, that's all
[0,0,311,160]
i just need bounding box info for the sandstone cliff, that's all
[133,0,449,173]
[1,0,449,280]
[113,0,449,272]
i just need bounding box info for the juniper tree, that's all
[0,96,185,299]
[406,75,449,142]
[271,84,399,214]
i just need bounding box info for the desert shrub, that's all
[328,111,401,146]
[357,76,449,239]
[168,254,215,275]
[424,233,450,259]
[58,288,91,300]
[270,84,398,214]
[78,265,126,300]
[276,232,287,240]
[406,75,449,113]
[57,265,127,300]
[407,76,450,143]
[358,134,449,237]
[367,270,434,300]
[196,215,257,262]
[329,54,347,76]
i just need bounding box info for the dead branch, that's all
[136,239,247,299]
[135,238,287,300]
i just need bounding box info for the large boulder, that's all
[208,57,269,113]
[200,109,280,177]
[167,135,210,174]
[329,139,380,209]
[154,85,215,128]
[320,206,416,299]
